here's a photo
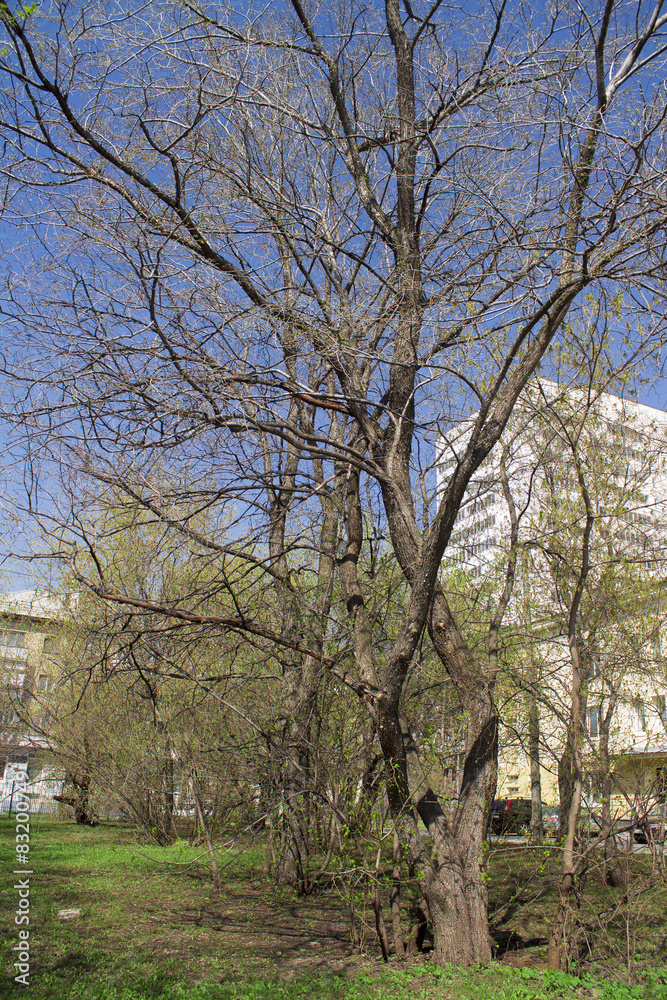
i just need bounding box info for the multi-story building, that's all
[0,589,64,811]
[437,382,667,811]
[437,381,667,578]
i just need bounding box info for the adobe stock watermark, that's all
[12,771,32,987]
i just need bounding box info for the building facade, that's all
[437,382,667,812]
[0,590,64,812]
[437,382,667,578]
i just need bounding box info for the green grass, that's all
[485,839,667,977]
[1,818,666,1000]
[5,962,667,1000]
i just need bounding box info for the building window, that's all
[42,636,59,654]
[36,674,49,692]
[655,694,667,728]
[581,773,601,803]
[0,707,18,726]
[4,661,26,689]
[632,699,647,732]
[4,631,25,649]
[586,707,599,738]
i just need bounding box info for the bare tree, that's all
[1,0,667,965]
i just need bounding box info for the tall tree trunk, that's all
[528,688,544,843]
[549,692,584,969]
[599,694,626,887]
[273,747,314,892]
[391,830,407,958]
[549,737,583,970]
[374,656,497,966]
[558,733,575,841]
[549,448,593,971]
[523,584,544,844]
[270,391,344,892]
[372,466,499,964]
[410,693,497,966]
[191,772,222,892]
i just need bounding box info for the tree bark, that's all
[549,440,593,971]
[599,696,627,887]
[528,689,544,844]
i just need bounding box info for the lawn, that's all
[1,817,666,1000]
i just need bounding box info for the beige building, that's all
[496,668,667,811]
[0,590,64,811]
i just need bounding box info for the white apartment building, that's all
[0,589,64,812]
[437,380,667,579]
[437,382,667,808]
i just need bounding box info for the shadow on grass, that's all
[48,951,99,974]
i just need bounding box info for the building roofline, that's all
[0,590,67,623]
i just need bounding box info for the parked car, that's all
[490,798,532,835]
[542,805,560,835]
[579,809,664,847]
[634,812,666,845]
